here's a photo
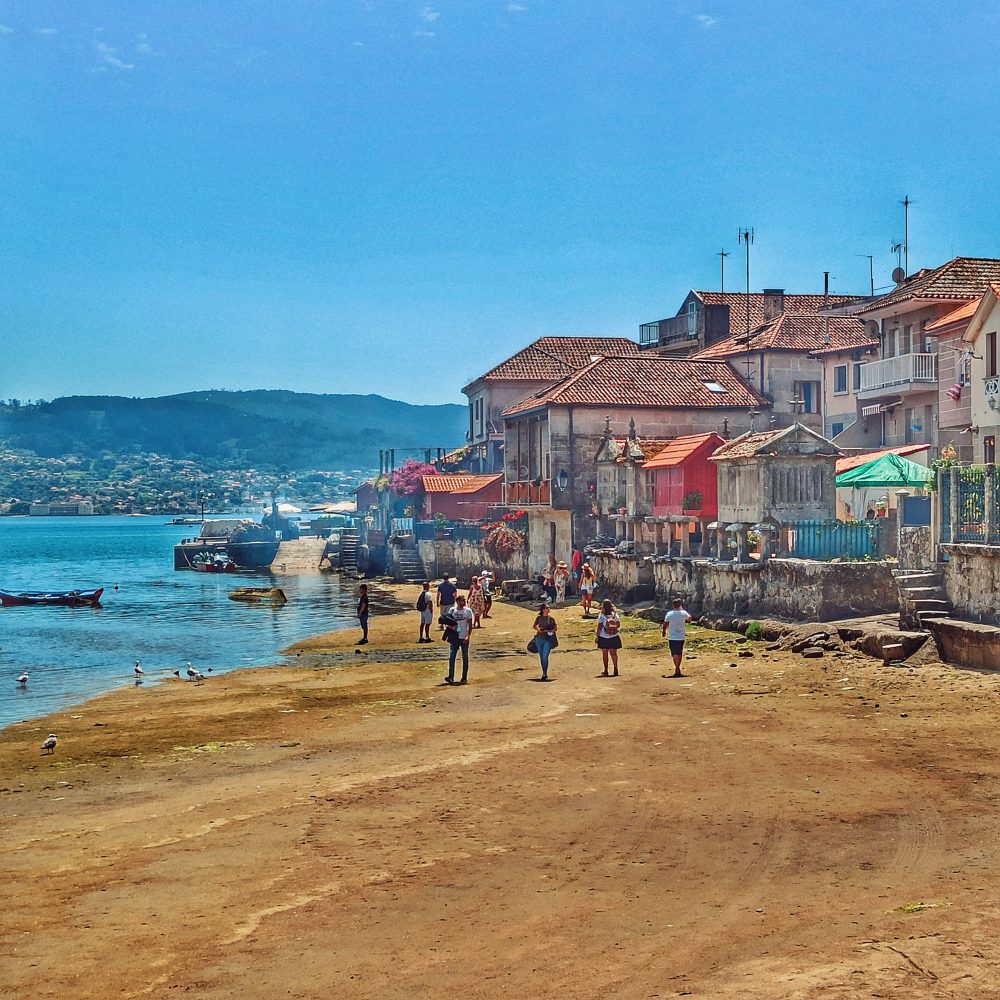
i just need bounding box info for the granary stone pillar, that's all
[679,520,692,558]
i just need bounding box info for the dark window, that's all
[986,436,996,465]
[853,362,863,391]
[833,365,848,394]
[831,421,844,437]
[989,331,998,378]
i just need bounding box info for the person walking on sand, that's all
[416,582,434,643]
[661,597,693,677]
[357,584,370,645]
[596,598,622,676]
[480,571,494,618]
[532,602,558,681]
[436,574,458,627]
[542,558,556,603]
[554,561,571,604]
[445,594,474,685]
[467,575,486,627]
[579,561,597,617]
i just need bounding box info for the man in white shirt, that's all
[661,598,693,678]
[446,594,475,685]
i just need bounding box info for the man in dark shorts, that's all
[436,574,458,628]
[661,597,692,677]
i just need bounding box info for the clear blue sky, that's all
[2,1,999,405]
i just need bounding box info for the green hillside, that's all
[0,391,467,471]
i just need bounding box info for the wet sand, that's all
[4,586,1000,998]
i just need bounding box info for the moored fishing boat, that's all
[0,587,104,608]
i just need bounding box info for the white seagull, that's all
[134,660,144,678]
[16,672,28,685]
[41,733,58,754]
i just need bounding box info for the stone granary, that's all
[709,424,842,562]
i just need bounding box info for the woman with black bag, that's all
[531,602,558,681]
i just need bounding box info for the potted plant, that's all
[434,512,450,540]
[681,490,703,513]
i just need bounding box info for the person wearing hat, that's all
[579,561,597,617]
[480,571,494,618]
[554,560,571,604]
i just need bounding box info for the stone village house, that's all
[461,337,641,475]
[499,353,769,573]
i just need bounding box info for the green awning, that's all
[836,452,932,489]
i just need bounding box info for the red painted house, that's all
[642,432,725,519]
[421,474,504,521]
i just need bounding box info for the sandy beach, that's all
[4,586,1000,999]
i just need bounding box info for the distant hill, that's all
[0,390,468,471]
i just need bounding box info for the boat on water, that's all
[167,516,204,526]
[0,587,104,608]
[174,518,281,572]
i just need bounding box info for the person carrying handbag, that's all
[531,602,558,681]
[596,599,622,677]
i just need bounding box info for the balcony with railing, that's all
[857,352,937,399]
[505,479,551,506]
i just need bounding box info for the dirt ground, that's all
[4,586,1000,999]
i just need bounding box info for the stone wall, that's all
[591,554,897,621]
[417,539,529,585]
[898,526,933,571]
[942,544,1000,626]
[586,552,655,603]
[930,618,1000,670]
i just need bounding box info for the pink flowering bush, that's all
[389,459,439,496]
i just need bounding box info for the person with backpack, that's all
[596,598,622,676]
[416,582,434,643]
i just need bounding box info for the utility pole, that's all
[738,228,754,389]
[717,247,730,293]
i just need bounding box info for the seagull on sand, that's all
[134,660,144,678]
[186,662,205,684]
[16,672,28,686]
[41,733,57,754]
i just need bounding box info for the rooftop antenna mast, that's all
[717,247,730,293]
[738,227,754,389]
[856,254,874,296]
[900,194,912,277]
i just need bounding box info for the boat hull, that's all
[0,588,104,608]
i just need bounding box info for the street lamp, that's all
[556,469,569,491]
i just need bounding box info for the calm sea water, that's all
[0,516,359,729]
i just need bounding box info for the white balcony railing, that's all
[858,352,937,394]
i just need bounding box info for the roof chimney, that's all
[762,288,785,321]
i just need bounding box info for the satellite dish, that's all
[891,266,906,284]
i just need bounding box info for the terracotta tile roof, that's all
[691,314,876,360]
[466,337,642,388]
[852,257,1000,315]
[422,475,482,493]
[642,432,725,469]
[694,291,856,336]
[926,297,983,333]
[501,355,770,417]
[835,444,930,475]
[449,474,503,495]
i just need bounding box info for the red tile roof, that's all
[925,297,982,333]
[466,337,642,388]
[852,257,1000,315]
[642,432,725,469]
[501,355,770,417]
[449,474,503,495]
[691,314,876,360]
[835,444,930,475]
[421,475,496,493]
[694,291,856,335]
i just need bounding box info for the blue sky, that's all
[2,1,999,405]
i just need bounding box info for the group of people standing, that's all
[357,571,694,688]
[541,552,597,615]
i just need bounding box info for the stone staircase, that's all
[339,528,359,575]
[391,540,426,583]
[894,569,953,632]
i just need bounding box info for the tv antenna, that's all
[899,194,912,276]
[855,254,875,297]
[717,247,730,292]
[738,228,755,390]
